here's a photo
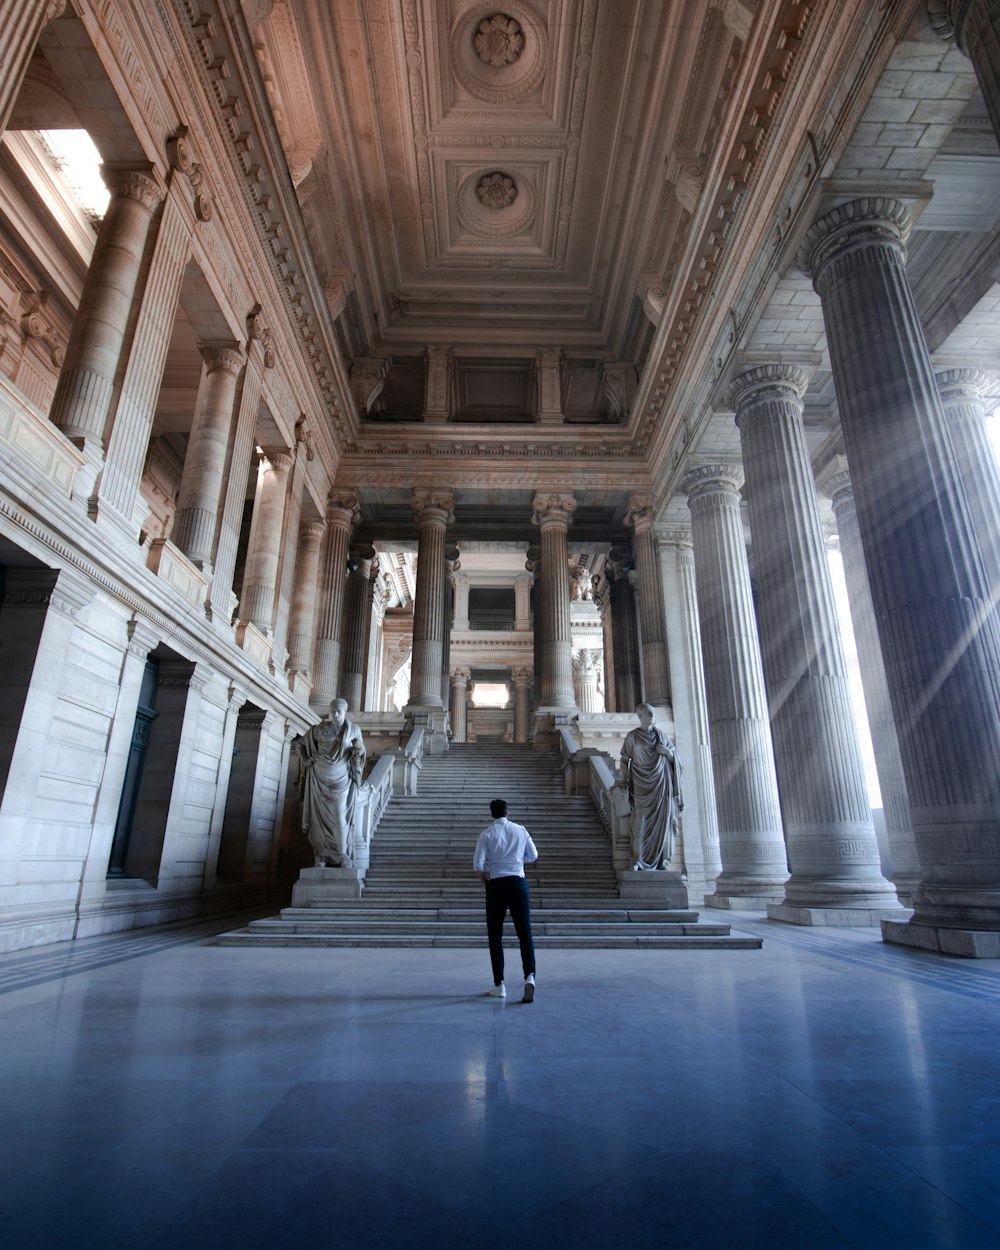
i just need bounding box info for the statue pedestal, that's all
[291,866,365,906]
[618,869,689,909]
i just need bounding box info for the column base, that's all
[291,866,365,906]
[618,869,689,909]
[768,902,911,927]
[881,918,1000,958]
[704,891,786,911]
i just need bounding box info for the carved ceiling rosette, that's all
[457,168,535,238]
[450,2,548,104]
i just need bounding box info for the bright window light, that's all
[471,682,508,708]
[37,129,109,221]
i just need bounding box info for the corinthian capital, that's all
[798,197,911,281]
[728,363,808,413]
[100,164,164,211]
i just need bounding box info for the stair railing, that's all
[352,754,394,872]
[557,725,632,872]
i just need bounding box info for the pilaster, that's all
[311,490,360,710]
[625,494,671,708]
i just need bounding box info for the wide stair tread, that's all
[218,743,760,951]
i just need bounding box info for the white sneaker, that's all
[522,974,535,1003]
[488,982,506,998]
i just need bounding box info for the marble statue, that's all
[294,698,366,867]
[619,702,684,870]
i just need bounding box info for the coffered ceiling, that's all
[256,0,737,363]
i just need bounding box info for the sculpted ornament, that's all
[475,14,524,66]
[477,171,518,209]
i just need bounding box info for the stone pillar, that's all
[450,668,470,742]
[270,447,305,674]
[340,543,376,711]
[441,546,460,709]
[573,649,601,712]
[203,357,262,629]
[97,188,191,538]
[731,364,900,923]
[311,491,360,711]
[625,494,671,708]
[514,572,532,631]
[930,0,1000,153]
[936,368,1000,586]
[531,492,578,711]
[0,0,66,136]
[609,550,641,714]
[801,197,1000,954]
[238,447,294,634]
[365,574,389,711]
[172,344,244,571]
[593,570,617,712]
[423,346,451,422]
[683,464,788,906]
[657,528,723,898]
[406,490,454,751]
[513,667,533,743]
[820,463,921,902]
[49,166,164,493]
[526,545,542,708]
[287,519,326,689]
[453,571,470,631]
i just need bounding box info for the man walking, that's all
[473,799,538,1002]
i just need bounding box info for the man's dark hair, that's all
[490,799,508,818]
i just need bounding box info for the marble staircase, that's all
[218,743,761,949]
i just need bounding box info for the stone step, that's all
[216,932,762,950]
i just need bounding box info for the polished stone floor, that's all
[2,912,1000,1250]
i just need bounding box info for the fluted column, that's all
[441,546,460,708]
[731,365,899,921]
[450,668,470,742]
[365,571,389,711]
[683,465,788,904]
[930,0,1000,152]
[49,166,164,488]
[340,543,376,710]
[287,519,326,681]
[593,571,617,712]
[407,490,454,709]
[172,344,244,571]
[311,491,360,710]
[656,527,723,897]
[609,549,641,714]
[573,649,601,712]
[526,546,542,708]
[513,667,533,743]
[821,465,921,902]
[625,495,671,707]
[238,447,295,633]
[802,197,1000,952]
[936,368,1000,587]
[531,492,577,710]
[1,0,66,135]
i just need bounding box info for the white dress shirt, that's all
[473,817,539,880]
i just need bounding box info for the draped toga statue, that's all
[619,702,684,871]
[294,698,366,868]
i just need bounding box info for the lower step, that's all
[216,932,763,949]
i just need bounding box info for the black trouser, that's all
[485,875,535,984]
